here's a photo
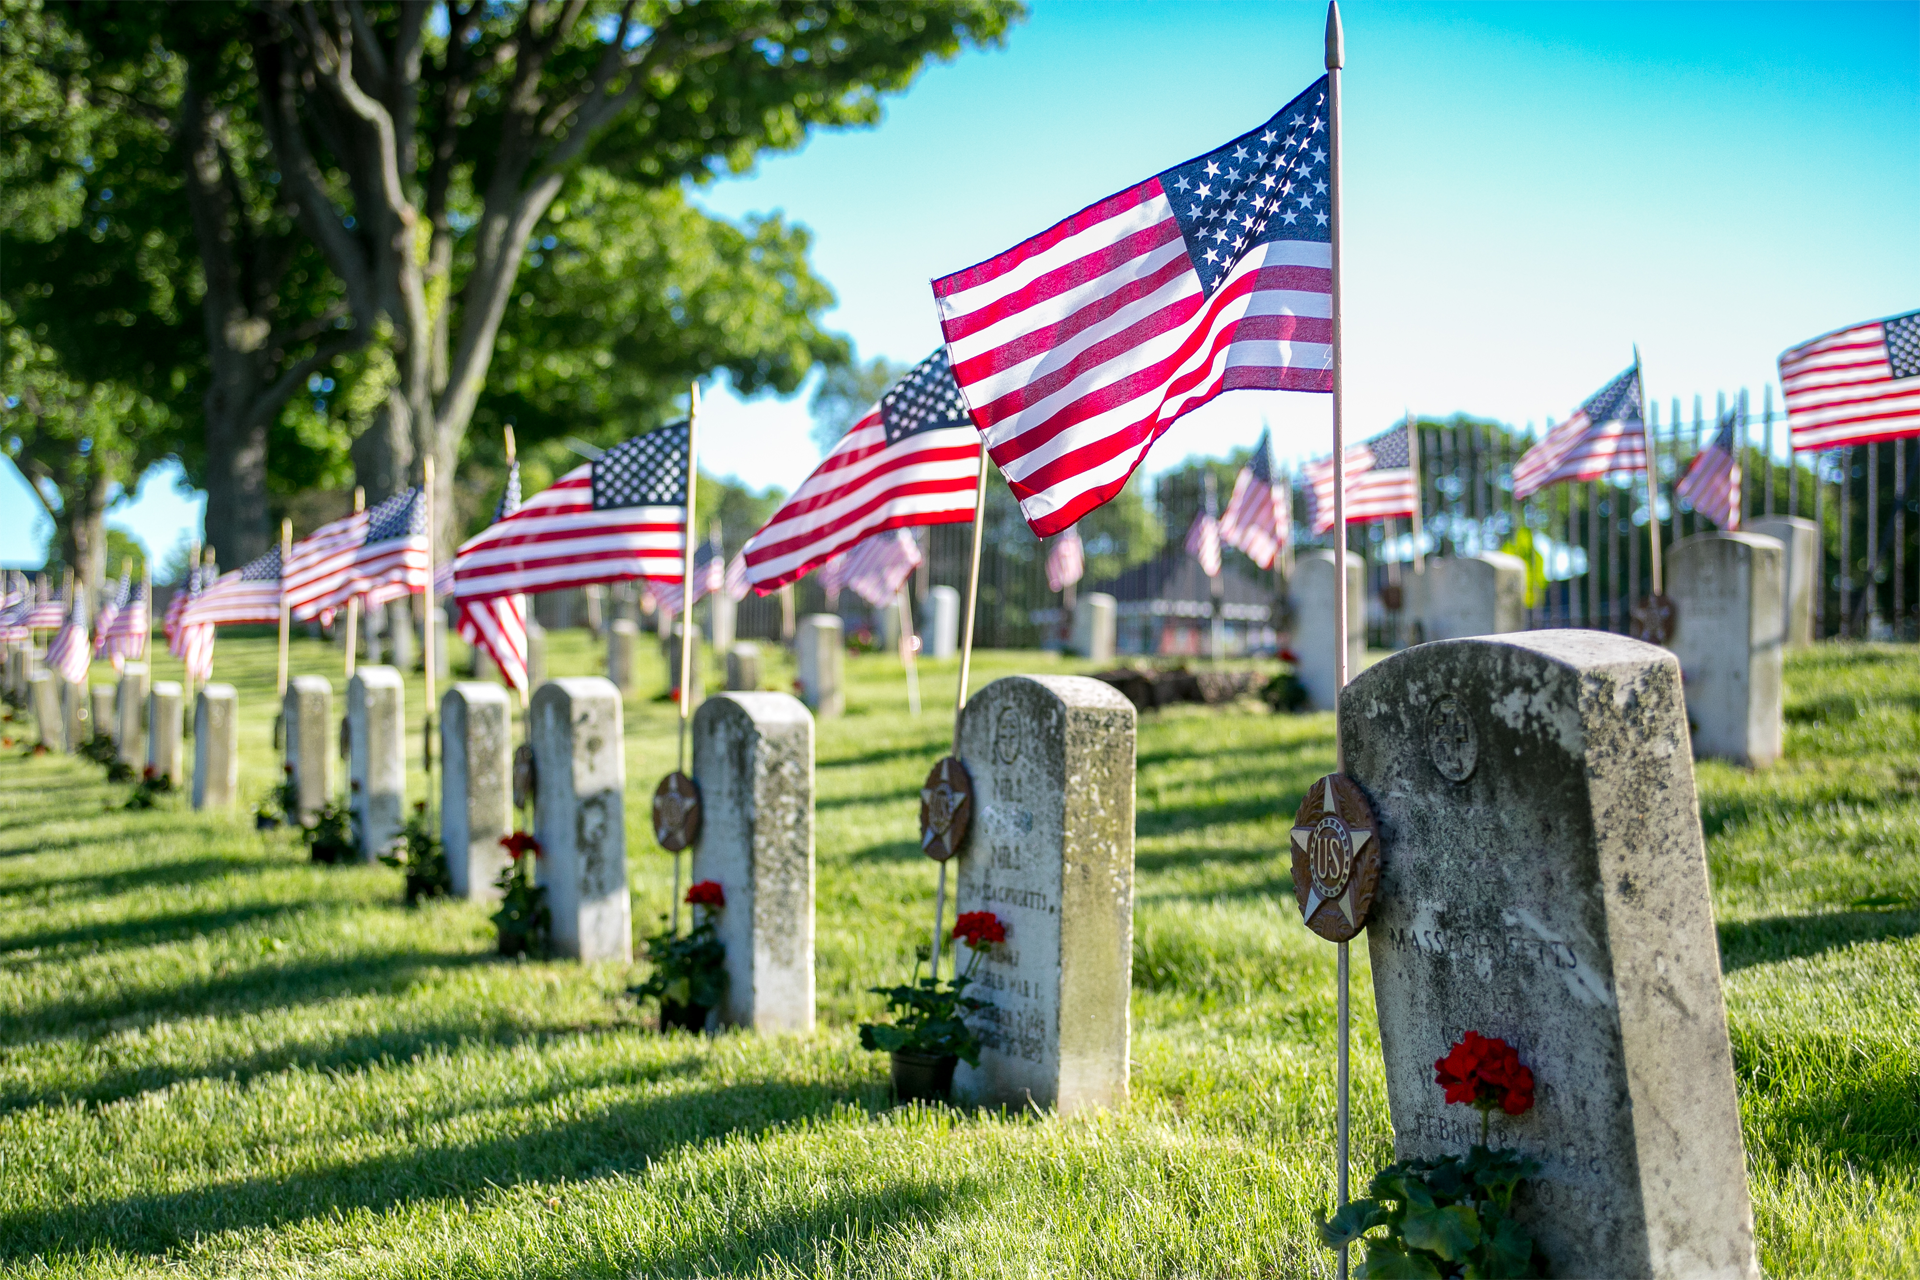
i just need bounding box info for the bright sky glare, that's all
[6,0,1915,566]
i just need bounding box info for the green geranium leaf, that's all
[1400,1204,1481,1263]
[1355,1240,1443,1279]
[1320,1199,1388,1248]
[1476,1211,1540,1278]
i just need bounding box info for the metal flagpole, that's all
[182,543,200,717]
[277,519,293,700]
[345,487,365,681]
[673,382,703,934]
[1634,347,1662,597]
[934,444,992,980]
[423,457,438,794]
[1406,411,1426,575]
[1326,6,1351,1275]
[898,589,922,716]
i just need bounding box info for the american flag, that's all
[182,546,283,627]
[100,579,150,668]
[1185,489,1222,578]
[26,592,66,629]
[0,587,27,643]
[743,349,981,593]
[840,528,924,608]
[1779,310,1920,452]
[162,565,207,647]
[652,537,727,617]
[724,550,751,603]
[816,549,849,607]
[934,76,1334,537]
[456,460,530,691]
[1045,524,1085,593]
[1219,428,1291,569]
[46,594,89,684]
[92,572,130,657]
[1512,366,1646,501]
[454,424,690,602]
[1676,408,1743,531]
[288,487,431,622]
[1305,420,1419,533]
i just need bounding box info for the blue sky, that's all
[5,0,1916,567]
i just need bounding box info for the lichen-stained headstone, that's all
[442,682,513,899]
[348,665,407,859]
[1669,532,1785,768]
[116,663,150,767]
[532,677,630,962]
[193,684,239,810]
[1408,552,1526,641]
[1341,632,1758,1279]
[952,675,1135,1114]
[691,692,815,1033]
[284,676,333,825]
[1288,550,1365,711]
[30,671,65,753]
[148,681,185,787]
[796,615,843,717]
[89,683,117,748]
[606,619,639,695]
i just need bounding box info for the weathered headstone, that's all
[148,681,185,787]
[89,683,116,747]
[193,683,239,810]
[795,615,843,717]
[1071,592,1117,662]
[525,618,548,689]
[1343,632,1758,1279]
[951,675,1135,1114]
[661,622,704,707]
[925,585,961,659]
[348,665,407,859]
[726,642,762,692]
[30,671,65,752]
[1669,531,1785,768]
[606,618,639,695]
[531,678,630,962]
[691,692,815,1032]
[387,600,416,670]
[710,588,737,655]
[1408,552,1526,641]
[64,679,87,751]
[585,583,605,637]
[363,600,385,665]
[116,663,150,767]
[1288,549,1366,712]
[283,675,333,823]
[1747,516,1818,650]
[441,682,513,900]
[428,609,450,679]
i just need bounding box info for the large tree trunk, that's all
[64,465,112,604]
[202,360,274,569]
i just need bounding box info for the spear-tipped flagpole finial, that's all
[1326,0,1345,71]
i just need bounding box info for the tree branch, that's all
[245,331,368,435]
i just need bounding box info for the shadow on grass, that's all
[0,1076,886,1262]
[0,855,277,907]
[1718,908,1920,971]
[1733,1028,1920,1181]
[0,900,304,959]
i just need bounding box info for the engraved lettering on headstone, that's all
[1427,694,1477,782]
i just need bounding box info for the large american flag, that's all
[1779,310,1920,452]
[1512,366,1646,501]
[456,460,530,691]
[46,595,89,684]
[1676,408,1743,531]
[162,565,209,648]
[723,550,751,603]
[1219,428,1290,569]
[454,425,690,602]
[182,546,283,627]
[1045,524,1085,593]
[743,349,981,593]
[1306,420,1419,533]
[934,76,1334,537]
[289,488,431,622]
[840,528,924,608]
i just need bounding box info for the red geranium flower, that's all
[1434,1031,1534,1118]
[685,880,725,908]
[951,911,1006,948]
[499,831,542,860]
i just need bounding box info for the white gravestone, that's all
[441,682,514,900]
[952,675,1135,1114]
[148,681,185,787]
[1072,592,1118,662]
[348,665,407,859]
[709,588,737,655]
[661,622,704,708]
[525,618,548,689]
[1670,532,1785,768]
[691,692,816,1033]
[30,672,65,753]
[116,663,150,767]
[1288,549,1366,712]
[64,679,88,752]
[386,599,415,670]
[726,642,762,692]
[193,684,239,810]
[283,676,333,823]
[1342,632,1758,1279]
[924,585,961,659]
[795,615,844,717]
[89,684,117,748]
[531,678,631,963]
[1747,517,1818,650]
[1409,553,1526,641]
[606,619,639,695]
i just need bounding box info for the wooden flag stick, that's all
[1326,4,1352,1275]
[1635,346,1662,596]
[1406,411,1426,574]
[932,445,992,982]
[183,542,200,713]
[277,519,293,699]
[898,588,921,717]
[423,456,438,789]
[506,427,528,711]
[677,383,702,775]
[345,487,365,680]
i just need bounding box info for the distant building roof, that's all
[1090,553,1274,622]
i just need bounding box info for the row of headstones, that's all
[23,663,242,809]
[1290,520,1815,769]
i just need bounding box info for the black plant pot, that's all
[660,1001,711,1033]
[890,1049,958,1103]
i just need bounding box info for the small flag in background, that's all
[1512,366,1647,501]
[840,529,924,609]
[26,591,66,629]
[1778,310,1920,451]
[652,540,727,617]
[102,581,149,670]
[455,425,690,602]
[1676,408,1743,531]
[743,348,981,594]
[1185,490,1222,578]
[92,572,130,658]
[1219,429,1290,569]
[1305,419,1419,534]
[724,550,751,603]
[457,459,529,691]
[934,75,1335,537]
[46,595,89,685]
[1045,525,1085,593]
[183,547,282,627]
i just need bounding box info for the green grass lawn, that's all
[0,632,1915,1277]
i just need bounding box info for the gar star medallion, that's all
[1290,773,1380,943]
[919,756,973,862]
[651,771,701,852]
